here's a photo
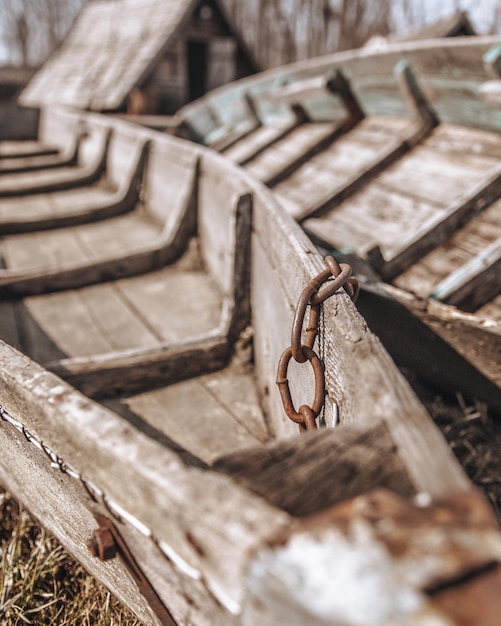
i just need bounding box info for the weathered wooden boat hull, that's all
[1,106,499,625]
[172,37,501,411]
[356,280,501,412]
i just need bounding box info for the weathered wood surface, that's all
[0,106,491,626]
[354,280,501,412]
[243,121,351,185]
[0,133,80,175]
[175,37,501,137]
[0,147,196,295]
[0,140,59,159]
[0,135,148,235]
[0,339,290,625]
[382,283,501,393]
[272,115,415,220]
[182,39,501,406]
[0,128,110,198]
[215,421,415,516]
[243,489,501,626]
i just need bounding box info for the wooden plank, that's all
[18,261,223,364]
[0,134,80,175]
[368,282,501,399]
[367,170,501,280]
[0,129,111,198]
[272,116,417,220]
[120,369,267,465]
[223,123,295,164]
[304,182,444,257]
[243,489,501,626]
[1,228,91,271]
[249,180,468,496]
[115,268,223,343]
[424,123,501,159]
[376,146,500,206]
[431,237,501,310]
[244,122,353,186]
[0,148,197,297]
[22,285,160,360]
[0,341,290,619]
[0,212,162,272]
[0,141,59,159]
[215,421,414,517]
[393,198,501,296]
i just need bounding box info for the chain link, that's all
[276,256,359,433]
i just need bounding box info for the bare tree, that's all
[0,0,87,67]
[223,0,393,68]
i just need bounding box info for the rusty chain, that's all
[276,256,359,433]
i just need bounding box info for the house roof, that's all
[19,0,247,111]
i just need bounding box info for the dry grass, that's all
[0,488,141,626]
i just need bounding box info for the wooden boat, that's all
[1,105,500,625]
[173,36,501,413]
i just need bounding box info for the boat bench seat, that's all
[234,62,438,221]
[0,140,59,160]
[0,142,252,410]
[0,133,148,235]
[304,123,501,279]
[0,125,111,198]
[392,196,501,312]
[0,132,82,175]
[0,139,195,295]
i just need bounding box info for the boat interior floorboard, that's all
[0,180,116,217]
[10,244,222,363]
[107,360,270,466]
[223,122,294,164]
[303,123,501,260]
[0,208,162,271]
[270,116,415,219]
[0,164,94,193]
[392,197,501,298]
[242,122,341,181]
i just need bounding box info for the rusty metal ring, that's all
[291,266,333,363]
[298,405,318,432]
[291,301,320,363]
[276,345,325,424]
[311,261,353,305]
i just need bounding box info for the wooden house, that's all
[0,66,34,103]
[19,0,259,115]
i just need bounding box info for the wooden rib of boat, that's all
[0,122,111,198]
[1,105,500,625]
[0,131,82,175]
[0,112,147,235]
[174,36,501,412]
[0,139,60,160]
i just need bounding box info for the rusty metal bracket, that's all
[88,514,178,626]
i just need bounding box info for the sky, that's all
[0,0,499,65]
